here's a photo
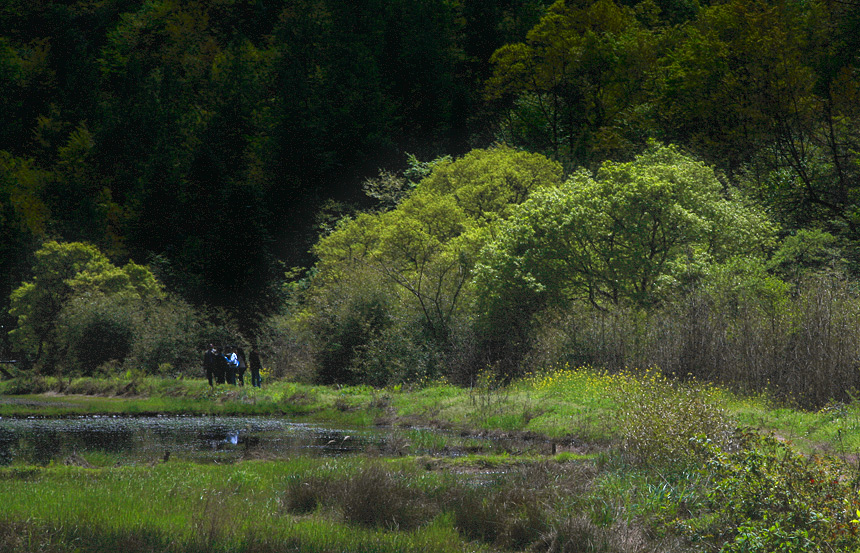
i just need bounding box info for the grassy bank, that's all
[4,368,860,552]
[4,368,860,455]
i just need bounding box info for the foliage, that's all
[300,147,563,384]
[0,0,858,338]
[767,228,845,283]
[610,369,737,468]
[0,0,556,326]
[472,143,775,370]
[8,241,163,371]
[56,293,134,375]
[656,0,860,242]
[487,0,659,166]
[123,295,213,376]
[679,432,860,553]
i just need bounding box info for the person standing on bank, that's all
[203,343,218,387]
[214,345,228,384]
[235,346,248,386]
[249,346,262,388]
[225,345,239,385]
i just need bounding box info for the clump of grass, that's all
[281,473,329,515]
[338,462,431,530]
[190,488,240,549]
[534,513,688,553]
[444,462,596,550]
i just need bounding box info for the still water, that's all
[0,415,400,466]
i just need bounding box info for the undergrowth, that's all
[4,368,860,551]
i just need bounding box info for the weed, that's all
[610,370,736,468]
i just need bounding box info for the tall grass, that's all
[0,460,489,553]
[526,276,860,409]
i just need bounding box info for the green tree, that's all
[8,241,163,371]
[313,147,563,341]
[304,147,563,381]
[486,0,659,166]
[656,0,860,242]
[473,143,776,358]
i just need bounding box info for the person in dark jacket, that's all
[235,346,248,386]
[203,344,219,386]
[215,346,228,384]
[249,347,263,388]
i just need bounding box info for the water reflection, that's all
[0,416,376,466]
[0,415,548,466]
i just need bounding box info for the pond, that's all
[0,415,539,466]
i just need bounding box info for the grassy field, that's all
[3,368,860,552]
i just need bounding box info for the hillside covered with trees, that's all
[2,0,859,407]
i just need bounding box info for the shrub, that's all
[610,371,737,468]
[680,432,860,552]
[124,296,214,376]
[354,322,437,386]
[0,373,50,394]
[54,292,216,377]
[56,293,135,375]
[301,269,395,385]
[519,272,860,409]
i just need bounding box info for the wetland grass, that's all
[6,368,860,551]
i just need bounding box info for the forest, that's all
[1,0,859,408]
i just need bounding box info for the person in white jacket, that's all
[225,345,239,385]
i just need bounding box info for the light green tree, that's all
[311,147,564,345]
[474,143,777,339]
[8,241,163,370]
[302,147,564,383]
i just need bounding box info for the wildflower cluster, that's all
[526,363,612,395]
[608,368,737,467]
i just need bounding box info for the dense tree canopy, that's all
[486,0,658,166]
[0,0,554,334]
[474,144,775,318]
[311,147,564,342]
[2,0,860,390]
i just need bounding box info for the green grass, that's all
[6,369,860,456]
[6,368,860,551]
[0,459,495,553]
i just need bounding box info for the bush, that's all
[56,293,135,375]
[354,321,437,386]
[54,292,216,377]
[519,272,860,409]
[299,267,395,385]
[0,373,50,394]
[681,432,860,552]
[124,296,215,376]
[610,371,737,468]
